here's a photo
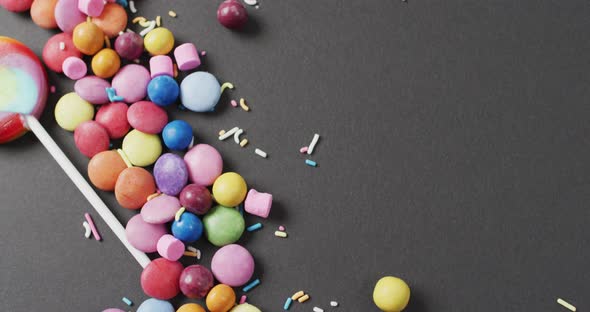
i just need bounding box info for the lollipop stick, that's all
[24,115,151,268]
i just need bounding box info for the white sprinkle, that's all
[557,298,577,312]
[255,148,267,158]
[313,307,324,312]
[59,42,65,50]
[82,221,91,239]
[233,129,244,144]
[126,28,135,33]
[187,246,197,253]
[139,20,156,37]
[195,249,201,259]
[188,137,195,149]
[244,0,258,6]
[129,0,137,13]
[307,133,320,155]
[219,127,239,140]
[330,301,338,307]
[118,31,124,35]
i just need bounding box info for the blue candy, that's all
[147,75,179,107]
[172,212,203,242]
[180,71,221,112]
[136,298,174,312]
[162,120,193,150]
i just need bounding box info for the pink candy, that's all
[184,144,223,186]
[211,244,255,287]
[244,189,272,218]
[174,43,201,71]
[125,214,167,253]
[112,64,151,103]
[150,55,174,78]
[54,0,87,33]
[62,56,87,80]
[157,234,185,261]
[141,194,181,224]
[78,0,105,17]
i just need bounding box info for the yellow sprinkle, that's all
[132,16,147,24]
[219,130,226,136]
[274,231,287,238]
[297,294,310,303]
[183,251,198,257]
[175,207,186,221]
[557,298,576,312]
[87,16,92,23]
[156,15,162,27]
[168,10,177,17]
[239,98,250,112]
[117,149,133,168]
[104,36,111,49]
[173,64,178,78]
[139,19,152,27]
[291,291,305,300]
[240,139,248,147]
[146,192,161,201]
[220,82,234,94]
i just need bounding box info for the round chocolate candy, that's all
[114,31,144,60]
[114,167,156,209]
[217,0,248,29]
[177,303,206,312]
[179,265,214,299]
[230,304,262,312]
[74,121,109,158]
[184,144,223,186]
[136,298,174,312]
[179,184,212,215]
[180,72,221,112]
[148,75,179,107]
[74,75,111,104]
[127,101,168,134]
[154,153,188,196]
[172,211,203,243]
[211,244,254,287]
[202,205,244,246]
[95,102,130,139]
[88,150,127,191]
[54,92,94,131]
[141,194,181,224]
[162,120,193,150]
[140,258,183,300]
[121,129,162,167]
[125,214,167,253]
[42,32,82,73]
[112,64,150,103]
[206,284,236,312]
[212,172,247,207]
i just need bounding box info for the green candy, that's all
[203,205,245,246]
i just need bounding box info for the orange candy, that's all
[206,284,236,312]
[115,167,156,209]
[73,21,105,55]
[88,150,127,191]
[92,48,121,78]
[30,0,58,29]
[177,303,206,312]
[92,3,128,38]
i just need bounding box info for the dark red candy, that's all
[179,265,214,299]
[140,258,183,300]
[217,0,248,29]
[114,32,144,60]
[179,184,212,215]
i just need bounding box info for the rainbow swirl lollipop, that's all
[0,36,47,143]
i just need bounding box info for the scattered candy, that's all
[93,3,128,38]
[246,223,262,232]
[291,291,304,301]
[78,0,105,17]
[274,231,287,238]
[201,51,207,56]
[172,211,204,243]
[239,295,247,304]
[73,21,105,55]
[146,192,161,201]
[54,0,86,33]
[180,71,222,112]
[114,31,144,60]
[30,0,58,29]
[179,265,214,298]
[213,172,247,207]
[74,121,110,157]
[144,27,174,55]
[177,303,206,312]
[106,87,124,102]
[150,55,174,77]
[283,297,293,310]
[206,284,236,312]
[62,56,87,80]
[82,221,91,238]
[239,98,250,111]
[122,129,162,166]
[156,15,162,27]
[88,150,127,191]
[217,0,248,29]
[127,101,168,134]
[184,251,198,257]
[255,148,267,158]
[203,205,245,246]
[211,244,255,286]
[75,75,111,104]
[115,166,156,209]
[59,42,65,51]
[91,48,121,79]
[136,299,174,312]
[125,214,167,252]
[141,194,181,224]
[244,0,258,6]
[231,303,262,312]
[557,298,576,312]
[184,144,223,186]
[307,133,320,154]
[244,189,272,218]
[233,128,244,144]
[175,207,186,221]
[168,11,177,18]
[330,301,339,307]
[298,294,310,303]
[148,75,179,106]
[299,146,308,153]
[43,33,82,73]
[221,82,234,93]
[54,92,94,131]
[121,297,133,306]
[313,307,324,312]
[180,184,212,215]
[140,258,183,300]
[95,102,130,139]
[50,86,56,93]
[305,159,317,167]
[157,234,185,261]
[154,153,188,196]
[242,279,260,292]
[373,276,410,312]
[112,64,151,103]
[174,43,201,71]
[162,120,193,150]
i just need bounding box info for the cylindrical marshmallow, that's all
[157,234,185,261]
[149,55,174,78]
[78,0,105,17]
[174,43,201,71]
[62,56,87,80]
[244,189,272,218]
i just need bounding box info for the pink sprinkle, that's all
[239,295,247,304]
[231,100,238,107]
[201,51,207,56]
[299,146,309,153]
[84,213,102,241]
[50,86,56,93]
[278,225,285,231]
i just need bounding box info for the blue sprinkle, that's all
[116,0,128,7]
[283,297,293,310]
[305,159,317,167]
[122,297,133,306]
[112,95,124,101]
[242,279,260,292]
[247,223,263,232]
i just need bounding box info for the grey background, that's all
[1,0,590,311]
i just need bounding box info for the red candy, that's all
[0,0,33,12]
[127,101,168,134]
[180,184,213,215]
[95,102,130,139]
[74,121,110,158]
[179,265,214,299]
[42,33,82,73]
[140,258,184,300]
[114,32,144,61]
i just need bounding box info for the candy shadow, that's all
[235,15,262,38]
[405,288,429,312]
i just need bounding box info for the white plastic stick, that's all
[24,115,151,268]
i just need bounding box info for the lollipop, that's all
[0,37,150,268]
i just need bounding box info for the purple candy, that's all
[179,184,212,215]
[141,194,182,224]
[115,32,144,60]
[75,76,111,104]
[125,214,167,253]
[179,265,214,299]
[154,153,188,196]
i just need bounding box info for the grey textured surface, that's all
[2,0,590,311]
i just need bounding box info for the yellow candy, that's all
[73,21,105,55]
[144,27,174,55]
[91,48,121,79]
[212,172,247,207]
[54,92,94,131]
[122,129,162,167]
[230,303,262,312]
[177,303,206,312]
[373,276,411,312]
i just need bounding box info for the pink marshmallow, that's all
[157,234,185,261]
[62,56,87,80]
[244,189,272,218]
[78,0,105,17]
[149,55,174,78]
[174,43,201,71]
